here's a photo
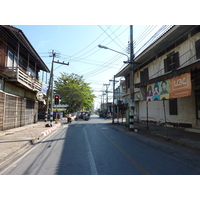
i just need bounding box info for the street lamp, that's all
[98,45,130,62]
[98,38,136,131]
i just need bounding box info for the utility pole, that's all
[129,25,135,131]
[51,58,69,124]
[110,76,119,124]
[103,83,110,118]
[45,67,52,123]
[45,50,69,127]
[112,76,115,124]
[45,51,56,126]
[50,50,56,126]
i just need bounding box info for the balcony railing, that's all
[1,66,42,91]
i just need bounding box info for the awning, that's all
[115,64,130,78]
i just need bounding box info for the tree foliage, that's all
[54,73,95,113]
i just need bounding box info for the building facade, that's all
[116,25,200,129]
[0,25,50,130]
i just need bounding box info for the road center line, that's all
[83,128,98,175]
[100,129,150,175]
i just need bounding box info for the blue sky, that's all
[13,25,172,109]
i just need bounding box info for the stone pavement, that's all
[0,120,62,169]
[111,120,200,151]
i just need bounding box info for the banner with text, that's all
[146,72,191,101]
[170,73,191,99]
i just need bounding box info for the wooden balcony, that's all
[0,66,42,91]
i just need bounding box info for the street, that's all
[1,115,200,175]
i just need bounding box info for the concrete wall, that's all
[139,93,196,128]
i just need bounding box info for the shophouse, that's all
[0,25,50,130]
[113,80,127,118]
[116,25,200,129]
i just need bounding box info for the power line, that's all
[98,25,124,50]
[70,25,111,57]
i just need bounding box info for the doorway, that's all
[195,89,200,127]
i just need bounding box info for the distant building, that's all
[0,25,50,130]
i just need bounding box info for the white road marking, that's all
[83,128,98,175]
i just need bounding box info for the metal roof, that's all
[115,25,199,78]
[0,25,50,73]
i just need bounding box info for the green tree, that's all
[54,73,95,113]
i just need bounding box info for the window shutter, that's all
[195,39,200,59]
[140,71,144,82]
[144,68,149,81]
[174,52,180,69]
[164,58,167,73]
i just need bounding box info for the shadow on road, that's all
[56,117,112,175]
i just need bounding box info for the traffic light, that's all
[54,95,60,105]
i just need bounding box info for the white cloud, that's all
[37,40,51,49]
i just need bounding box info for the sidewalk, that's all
[112,120,200,151]
[0,121,61,169]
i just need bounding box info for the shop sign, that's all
[170,72,191,99]
[146,72,191,101]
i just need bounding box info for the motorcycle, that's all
[67,117,72,123]
[84,115,91,121]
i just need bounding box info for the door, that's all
[195,90,200,127]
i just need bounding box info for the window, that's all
[14,56,18,68]
[7,50,18,68]
[7,50,13,67]
[140,67,149,82]
[195,39,200,59]
[169,98,178,115]
[164,52,180,73]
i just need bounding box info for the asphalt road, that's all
[1,115,200,175]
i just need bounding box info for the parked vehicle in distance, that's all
[75,111,91,121]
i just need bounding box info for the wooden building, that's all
[0,25,50,130]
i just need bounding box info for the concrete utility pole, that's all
[129,25,135,131]
[45,51,56,125]
[50,51,56,125]
[45,50,69,126]
[110,76,119,124]
[103,83,110,117]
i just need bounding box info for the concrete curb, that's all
[0,122,62,169]
[110,123,200,151]
[41,123,61,136]
[139,128,200,151]
[0,141,32,169]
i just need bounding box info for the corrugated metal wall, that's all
[4,94,16,129]
[0,91,38,131]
